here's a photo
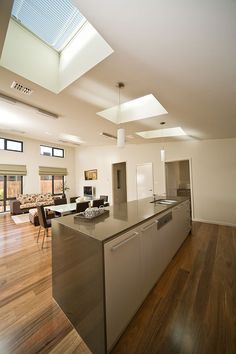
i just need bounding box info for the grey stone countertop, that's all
[52,196,189,243]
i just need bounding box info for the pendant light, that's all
[117,128,125,147]
[116,82,125,148]
[160,148,165,162]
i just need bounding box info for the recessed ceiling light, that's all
[97,94,167,124]
[136,127,186,139]
[11,129,26,134]
[0,92,59,118]
[60,134,83,144]
[58,139,81,146]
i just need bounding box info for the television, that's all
[83,186,95,199]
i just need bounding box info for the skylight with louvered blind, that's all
[11,0,87,52]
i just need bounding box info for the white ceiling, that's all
[0,0,236,147]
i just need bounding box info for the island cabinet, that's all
[104,229,142,350]
[52,198,191,354]
[172,200,191,248]
[140,217,160,298]
[104,205,191,351]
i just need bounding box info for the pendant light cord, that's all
[116,82,124,106]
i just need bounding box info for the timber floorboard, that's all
[0,214,236,354]
[112,223,236,354]
[0,213,90,354]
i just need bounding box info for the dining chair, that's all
[37,205,51,249]
[54,197,67,205]
[100,195,109,206]
[70,196,80,203]
[76,201,90,213]
[92,199,105,208]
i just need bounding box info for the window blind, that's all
[0,164,27,176]
[39,166,68,176]
[12,0,86,51]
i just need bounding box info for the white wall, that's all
[0,134,76,200]
[0,19,59,93]
[0,19,113,94]
[59,21,113,91]
[75,138,236,227]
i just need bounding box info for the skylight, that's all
[97,94,167,124]
[136,127,186,139]
[11,0,87,52]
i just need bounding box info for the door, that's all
[136,163,153,199]
[0,175,23,212]
[112,162,127,204]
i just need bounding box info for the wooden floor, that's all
[0,215,235,354]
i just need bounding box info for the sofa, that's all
[10,193,55,215]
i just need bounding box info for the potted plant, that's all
[61,181,70,199]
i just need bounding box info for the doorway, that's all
[136,163,153,200]
[112,162,127,204]
[165,159,193,216]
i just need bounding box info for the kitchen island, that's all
[51,197,191,354]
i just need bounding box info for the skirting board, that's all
[192,218,236,228]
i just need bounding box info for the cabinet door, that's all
[155,213,175,275]
[182,200,191,235]
[140,212,176,300]
[172,201,191,247]
[140,218,159,298]
[104,229,142,350]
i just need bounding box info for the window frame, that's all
[52,147,64,158]
[40,175,64,196]
[0,137,23,152]
[0,175,23,213]
[53,175,64,195]
[40,144,64,158]
[0,138,4,150]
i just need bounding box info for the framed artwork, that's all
[84,169,97,180]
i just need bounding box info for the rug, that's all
[11,213,30,224]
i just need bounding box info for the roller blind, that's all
[0,164,27,176]
[39,166,68,176]
[12,0,86,52]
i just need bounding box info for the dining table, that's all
[45,202,76,216]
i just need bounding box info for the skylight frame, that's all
[136,127,187,139]
[97,94,168,124]
[11,0,87,52]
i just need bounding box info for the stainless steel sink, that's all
[150,199,177,205]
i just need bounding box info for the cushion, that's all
[39,200,54,206]
[17,193,55,209]
[35,194,47,203]
[17,194,28,203]
[20,202,37,209]
[17,193,37,204]
[35,193,53,202]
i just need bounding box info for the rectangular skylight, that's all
[11,0,86,52]
[136,127,186,138]
[97,94,167,124]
